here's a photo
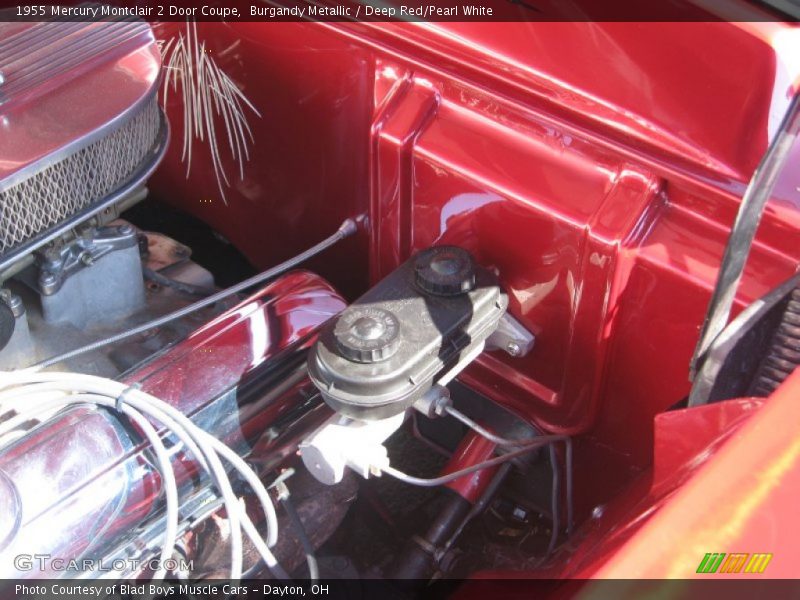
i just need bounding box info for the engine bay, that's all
[0,11,799,595]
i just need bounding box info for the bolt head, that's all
[506,341,521,356]
[4,294,24,318]
[39,272,59,295]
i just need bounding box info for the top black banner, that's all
[0,0,797,22]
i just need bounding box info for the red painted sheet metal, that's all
[589,370,800,579]
[149,20,800,516]
[553,398,764,579]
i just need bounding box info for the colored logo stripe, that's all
[744,553,773,574]
[720,553,748,573]
[697,553,772,574]
[697,553,726,573]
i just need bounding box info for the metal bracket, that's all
[37,223,139,296]
[486,312,535,357]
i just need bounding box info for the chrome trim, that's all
[0,17,161,193]
[0,22,150,102]
[0,88,162,197]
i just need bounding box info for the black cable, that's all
[445,405,573,534]
[545,444,560,557]
[441,408,568,557]
[443,406,561,554]
[279,493,319,583]
[438,462,512,559]
[31,218,358,369]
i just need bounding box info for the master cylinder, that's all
[301,246,509,484]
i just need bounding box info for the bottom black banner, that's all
[2,579,800,600]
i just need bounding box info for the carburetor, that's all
[301,246,509,484]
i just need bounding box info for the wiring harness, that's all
[0,370,287,581]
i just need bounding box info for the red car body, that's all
[147,16,800,580]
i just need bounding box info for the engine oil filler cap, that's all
[308,246,508,421]
[414,246,475,296]
[334,307,400,363]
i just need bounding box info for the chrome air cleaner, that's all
[0,17,167,273]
